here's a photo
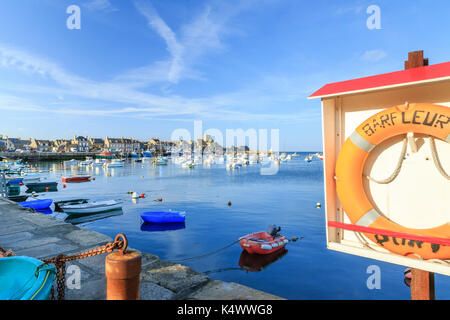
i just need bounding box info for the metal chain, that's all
[0,245,14,257]
[36,233,128,300]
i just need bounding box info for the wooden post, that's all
[404,50,435,300]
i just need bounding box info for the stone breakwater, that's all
[0,198,283,300]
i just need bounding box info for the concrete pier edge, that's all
[0,198,284,300]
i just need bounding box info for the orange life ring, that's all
[335,103,450,260]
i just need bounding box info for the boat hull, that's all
[141,211,186,223]
[60,200,122,216]
[18,199,53,210]
[0,256,55,300]
[239,232,288,255]
[54,199,88,212]
[62,176,91,183]
[25,182,58,193]
[7,195,29,202]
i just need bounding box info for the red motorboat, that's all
[62,176,91,183]
[239,231,288,255]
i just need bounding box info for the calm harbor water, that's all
[20,153,450,299]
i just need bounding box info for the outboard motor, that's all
[267,225,281,237]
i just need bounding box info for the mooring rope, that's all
[366,135,450,183]
[172,235,302,263]
[365,137,408,184]
[172,240,240,262]
[429,137,450,180]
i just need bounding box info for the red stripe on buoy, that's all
[328,221,450,246]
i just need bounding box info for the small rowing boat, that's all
[5,177,23,185]
[141,211,186,224]
[155,157,168,165]
[104,160,124,168]
[54,199,89,212]
[18,199,53,210]
[22,173,41,183]
[0,256,56,300]
[25,182,58,193]
[58,199,123,216]
[63,159,78,166]
[239,231,288,255]
[61,176,91,183]
[7,195,29,202]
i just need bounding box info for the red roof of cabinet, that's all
[308,61,450,99]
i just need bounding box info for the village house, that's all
[30,139,52,152]
[105,137,140,153]
[72,136,90,152]
[52,139,71,152]
[149,138,175,154]
[88,138,105,151]
[105,137,124,152]
[121,138,140,153]
[5,137,30,151]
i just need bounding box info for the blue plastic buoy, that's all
[141,211,186,224]
[18,199,53,211]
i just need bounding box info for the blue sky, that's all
[0,0,449,151]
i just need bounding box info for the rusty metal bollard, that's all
[105,234,142,300]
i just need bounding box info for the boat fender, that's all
[63,184,66,188]
[404,268,412,280]
[261,244,272,250]
[93,177,95,181]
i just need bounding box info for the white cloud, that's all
[133,1,184,83]
[84,0,117,12]
[0,44,320,123]
[361,49,387,62]
[129,0,235,86]
[0,0,321,124]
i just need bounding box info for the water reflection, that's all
[63,209,123,225]
[202,248,288,276]
[140,222,186,232]
[238,248,288,272]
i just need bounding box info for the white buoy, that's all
[316,202,321,208]
[132,192,139,199]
